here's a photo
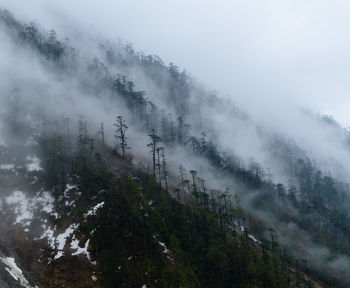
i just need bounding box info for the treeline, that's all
[0,10,65,61]
[36,114,326,287]
[36,115,318,288]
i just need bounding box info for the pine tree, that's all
[200,131,207,156]
[156,147,162,185]
[99,122,105,146]
[190,170,198,202]
[114,116,129,158]
[161,147,168,192]
[178,165,187,202]
[147,128,161,176]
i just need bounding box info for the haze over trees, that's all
[0,7,350,288]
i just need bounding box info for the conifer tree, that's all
[114,116,129,158]
[62,117,71,150]
[190,170,198,202]
[161,147,168,192]
[156,147,162,185]
[200,131,207,156]
[147,128,161,176]
[77,118,88,154]
[99,122,105,146]
[178,165,187,202]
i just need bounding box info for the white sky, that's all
[2,0,350,126]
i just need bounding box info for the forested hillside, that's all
[0,8,349,287]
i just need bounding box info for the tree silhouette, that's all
[114,116,129,158]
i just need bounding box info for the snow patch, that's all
[6,190,55,226]
[54,224,79,259]
[71,238,96,265]
[6,191,32,224]
[153,235,173,261]
[54,251,63,260]
[37,225,55,249]
[248,234,260,243]
[0,257,35,288]
[158,241,170,254]
[0,163,15,170]
[40,191,54,214]
[84,202,104,217]
[25,136,37,147]
[61,184,80,208]
[65,200,75,207]
[57,225,76,250]
[26,155,42,171]
[64,184,78,197]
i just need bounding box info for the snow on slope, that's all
[6,190,55,226]
[0,257,36,288]
[26,155,42,172]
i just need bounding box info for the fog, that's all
[2,0,350,181]
[2,1,350,285]
[3,0,350,123]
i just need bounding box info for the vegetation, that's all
[1,8,349,287]
[37,126,299,288]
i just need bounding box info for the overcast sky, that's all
[2,0,350,126]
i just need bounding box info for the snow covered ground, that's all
[0,163,15,170]
[54,224,79,260]
[26,155,42,172]
[71,238,96,265]
[6,190,55,226]
[84,202,104,217]
[0,257,36,288]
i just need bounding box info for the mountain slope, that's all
[0,124,323,288]
[0,8,349,287]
